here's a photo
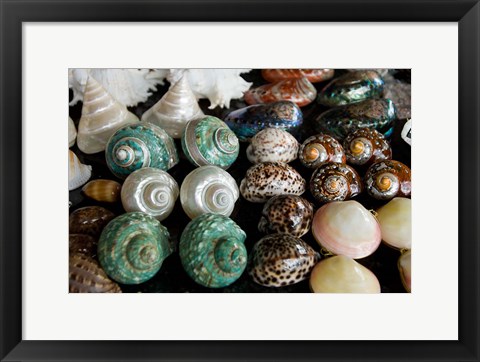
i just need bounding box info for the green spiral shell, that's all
[179,213,247,288]
[97,212,172,284]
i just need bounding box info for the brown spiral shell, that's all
[69,234,97,258]
[343,128,392,167]
[310,162,363,203]
[82,179,122,203]
[69,254,122,293]
[364,160,411,200]
[69,206,115,238]
[298,134,346,169]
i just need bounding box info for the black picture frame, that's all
[1,1,478,361]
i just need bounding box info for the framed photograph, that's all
[1,1,479,361]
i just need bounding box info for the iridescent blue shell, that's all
[313,98,396,141]
[105,123,179,179]
[224,101,303,141]
[179,213,247,288]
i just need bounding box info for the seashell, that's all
[179,213,247,288]
[69,254,122,293]
[347,68,389,77]
[310,255,381,293]
[167,69,252,109]
[98,212,173,284]
[69,206,115,238]
[249,233,320,287]
[258,195,313,237]
[318,70,384,107]
[106,123,179,179]
[240,162,306,203]
[244,77,317,107]
[180,166,239,219]
[262,69,335,83]
[310,163,363,203]
[398,250,411,292]
[401,119,412,146]
[69,68,167,107]
[313,98,397,141]
[343,128,392,167]
[298,134,346,169]
[68,117,77,148]
[82,179,122,203]
[181,116,239,169]
[77,76,139,154]
[312,201,381,259]
[383,74,411,119]
[224,101,303,141]
[69,234,97,258]
[68,150,92,191]
[141,75,204,139]
[246,128,299,164]
[364,160,411,200]
[121,168,179,221]
[376,197,411,250]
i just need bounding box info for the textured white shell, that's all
[180,165,239,219]
[401,119,412,146]
[167,69,252,109]
[77,76,139,154]
[141,75,204,139]
[68,150,92,191]
[398,250,411,292]
[121,168,179,221]
[246,128,299,164]
[68,117,77,148]
[312,201,381,259]
[310,255,381,293]
[68,68,168,107]
[376,197,411,250]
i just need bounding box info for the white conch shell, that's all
[77,76,139,154]
[180,165,239,219]
[121,167,179,221]
[167,69,252,109]
[376,197,411,250]
[68,117,77,148]
[68,150,92,191]
[246,128,299,163]
[68,68,168,107]
[141,75,204,139]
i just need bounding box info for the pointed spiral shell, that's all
[179,213,247,288]
[180,166,239,219]
[69,254,122,293]
[98,212,172,284]
[343,128,392,166]
[298,134,346,168]
[246,128,299,164]
[365,160,411,200]
[121,168,179,221]
[68,150,92,191]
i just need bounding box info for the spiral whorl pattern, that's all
[365,160,411,200]
[179,213,247,288]
[98,212,172,284]
[298,134,346,169]
[344,128,392,166]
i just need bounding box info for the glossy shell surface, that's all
[69,254,122,293]
[398,250,411,292]
[262,69,334,83]
[69,234,97,258]
[69,206,115,238]
[82,179,122,203]
[298,134,346,169]
[246,128,299,164]
[376,197,412,250]
[343,128,392,166]
[365,160,411,200]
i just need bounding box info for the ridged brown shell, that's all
[69,206,115,238]
[69,254,122,293]
[343,128,392,167]
[364,160,411,200]
[298,134,346,169]
[82,179,122,203]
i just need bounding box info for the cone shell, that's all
[299,134,346,169]
[376,197,412,250]
[310,255,381,293]
[69,234,97,258]
[240,162,306,203]
[121,168,179,221]
[398,250,411,292]
[344,128,392,167]
[68,150,92,191]
[246,128,299,164]
[262,69,335,83]
[180,165,239,219]
[179,213,247,288]
[69,206,115,238]
[141,75,204,139]
[365,160,411,200]
[312,201,381,259]
[77,76,139,154]
[82,179,122,203]
[69,254,122,293]
[249,233,320,287]
[69,117,77,148]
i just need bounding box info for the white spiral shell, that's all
[68,150,92,191]
[246,128,299,164]
[180,165,239,219]
[121,167,179,221]
[68,117,77,148]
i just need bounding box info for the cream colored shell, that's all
[246,128,299,164]
[68,117,77,148]
[398,250,411,292]
[68,150,92,191]
[376,197,412,250]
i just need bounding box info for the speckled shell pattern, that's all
[69,254,122,293]
[313,98,397,141]
[68,150,92,191]
[82,179,122,203]
[246,128,299,164]
[248,234,320,287]
[298,134,346,169]
[343,128,392,167]
[364,160,411,200]
[240,162,307,203]
[105,123,179,179]
[97,212,172,284]
[317,70,384,107]
[180,166,239,219]
[179,213,247,288]
[121,168,179,221]
[69,206,115,238]
[310,162,363,203]
[244,77,317,107]
[69,234,98,258]
[181,116,239,169]
[258,195,313,237]
[261,69,335,83]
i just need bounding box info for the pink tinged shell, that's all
[312,201,381,259]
